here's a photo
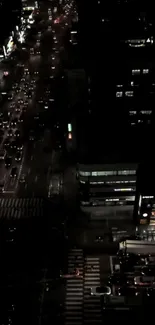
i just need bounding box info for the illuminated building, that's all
[134,164,155,226]
[77,162,137,219]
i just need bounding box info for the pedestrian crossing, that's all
[65,248,84,325]
[84,257,102,325]
[0,198,44,219]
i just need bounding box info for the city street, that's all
[0,0,75,199]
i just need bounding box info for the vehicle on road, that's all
[90,286,111,296]
[0,149,6,160]
[0,179,5,192]
[20,174,26,183]
[15,151,22,162]
[5,157,12,168]
[10,167,18,178]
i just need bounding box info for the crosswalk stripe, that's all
[66,296,83,301]
[84,256,101,324]
[65,249,83,325]
[66,301,83,305]
[66,288,83,292]
[66,306,83,310]
[67,292,83,296]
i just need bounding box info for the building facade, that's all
[77,163,138,219]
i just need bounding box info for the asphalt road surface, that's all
[0,0,75,199]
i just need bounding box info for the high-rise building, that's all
[76,0,155,220]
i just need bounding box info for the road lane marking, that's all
[109,256,113,273]
[15,154,25,191]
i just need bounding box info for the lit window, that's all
[91,171,117,176]
[114,188,134,191]
[68,133,72,139]
[143,69,149,74]
[116,91,123,97]
[132,69,140,75]
[140,110,152,115]
[118,170,136,175]
[129,110,137,115]
[92,172,98,176]
[125,91,134,97]
[79,171,90,176]
[116,84,123,88]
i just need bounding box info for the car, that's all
[18,98,24,104]
[0,149,6,160]
[3,139,10,148]
[26,91,32,98]
[29,130,35,141]
[16,87,21,93]
[117,287,139,296]
[90,286,111,296]
[29,85,34,91]
[5,157,12,168]
[24,100,29,106]
[8,93,13,101]
[10,167,17,178]
[2,121,9,129]
[11,118,18,127]
[15,152,22,162]
[7,129,13,137]
[108,274,130,286]
[10,140,17,149]
[24,68,29,75]
[10,102,15,109]
[44,103,49,110]
[16,142,23,151]
[20,174,26,183]
[30,48,34,55]
[0,180,4,193]
[15,106,21,112]
[38,98,43,104]
[18,114,24,122]
[14,130,20,137]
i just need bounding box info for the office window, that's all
[79,171,90,176]
[92,172,98,176]
[125,91,134,97]
[143,69,149,74]
[92,171,117,176]
[118,170,136,175]
[132,69,140,75]
[129,110,137,115]
[140,110,152,115]
[116,91,123,97]
[116,84,123,88]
